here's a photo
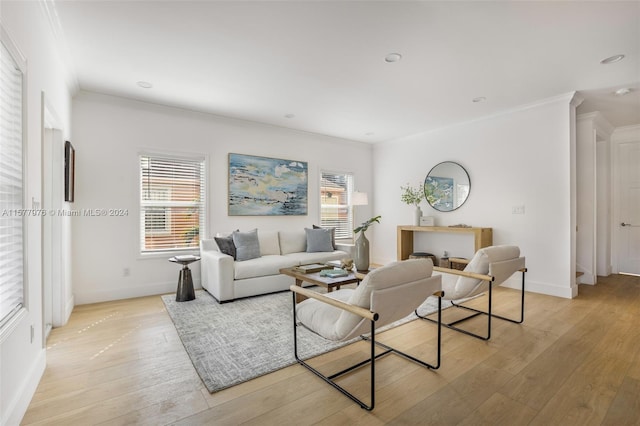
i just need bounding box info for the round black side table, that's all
[168,255,200,302]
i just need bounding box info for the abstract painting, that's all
[228,153,308,216]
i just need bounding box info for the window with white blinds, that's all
[320,171,354,240]
[0,35,26,328]
[139,155,206,253]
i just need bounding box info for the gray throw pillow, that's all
[214,236,236,259]
[305,228,334,253]
[313,224,337,249]
[232,229,261,261]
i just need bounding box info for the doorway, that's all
[614,137,640,276]
[42,95,66,343]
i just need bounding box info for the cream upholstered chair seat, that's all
[290,259,443,410]
[418,245,527,340]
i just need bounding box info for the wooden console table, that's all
[397,225,493,260]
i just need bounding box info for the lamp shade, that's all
[351,191,368,206]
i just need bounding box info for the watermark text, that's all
[1,209,129,217]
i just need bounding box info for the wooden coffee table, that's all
[280,267,360,303]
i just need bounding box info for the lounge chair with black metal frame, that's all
[290,259,443,411]
[416,245,526,341]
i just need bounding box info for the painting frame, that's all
[228,153,308,216]
[424,175,454,211]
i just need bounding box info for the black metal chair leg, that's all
[292,292,376,410]
[416,270,526,341]
[292,292,443,410]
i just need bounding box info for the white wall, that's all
[71,92,373,304]
[576,112,614,284]
[372,94,577,298]
[596,138,611,276]
[576,116,597,284]
[0,2,73,425]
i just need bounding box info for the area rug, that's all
[161,289,449,393]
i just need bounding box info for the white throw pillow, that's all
[258,230,281,256]
[279,230,306,254]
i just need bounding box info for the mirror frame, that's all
[424,161,471,212]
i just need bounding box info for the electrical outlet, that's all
[512,205,525,215]
[123,267,130,277]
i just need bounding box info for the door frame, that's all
[41,93,66,345]
[611,124,640,275]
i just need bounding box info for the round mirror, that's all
[424,161,470,212]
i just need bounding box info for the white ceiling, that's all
[50,0,640,143]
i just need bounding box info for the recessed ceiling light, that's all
[614,87,632,96]
[284,114,295,119]
[384,53,402,63]
[365,132,375,136]
[600,54,625,64]
[137,81,153,89]
[472,96,486,103]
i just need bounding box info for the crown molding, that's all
[39,0,80,94]
[569,91,584,109]
[612,124,640,143]
[577,111,614,136]
[0,20,27,69]
[383,91,579,146]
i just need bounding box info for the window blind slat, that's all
[0,37,25,326]
[139,154,205,253]
[320,172,354,240]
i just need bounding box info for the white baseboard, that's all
[500,276,576,299]
[64,294,74,324]
[2,348,46,426]
[578,272,596,285]
[73,279,202,305]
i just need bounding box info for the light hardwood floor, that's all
[23,274,640,425]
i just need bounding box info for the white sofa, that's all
[200,229,349,302]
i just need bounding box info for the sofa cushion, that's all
[214,235,236,259]
[233,229,261,261]
[279,230,307,254]
[258,230,281,256]
[305,228,334,252]
[234,255,298,280]
[313,224,337,249]
[283,250,347,265]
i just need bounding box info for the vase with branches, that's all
[353,215,381,271]
[354,215,381,235]
[401,183,425,225]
